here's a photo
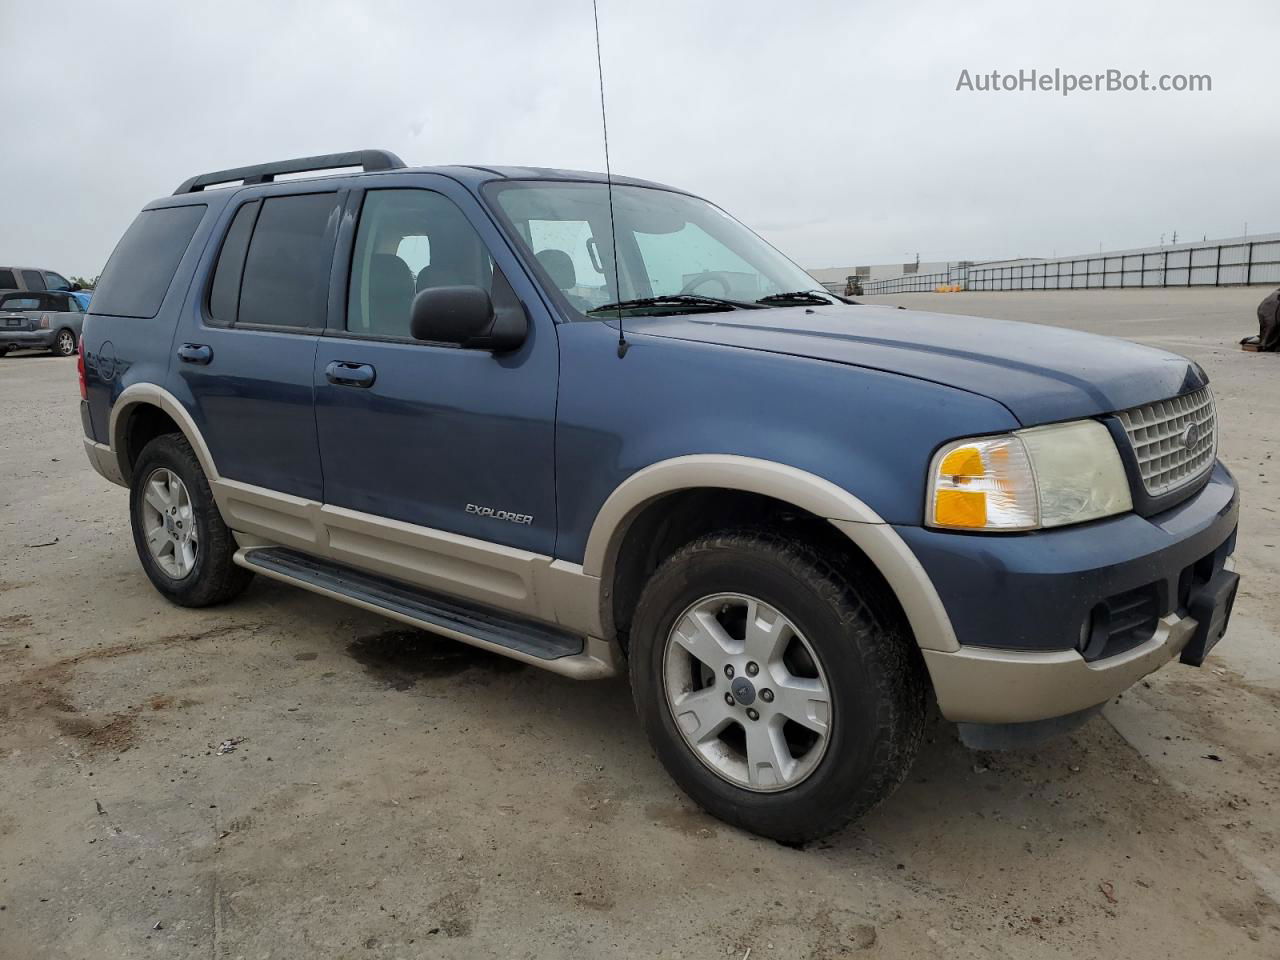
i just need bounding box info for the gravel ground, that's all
[1,288,1277,959]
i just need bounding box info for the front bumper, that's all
[921,612,1197,723]
[897,461,1239,723]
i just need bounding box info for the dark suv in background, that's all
[78,150,1240,842]
[0,266,79,294]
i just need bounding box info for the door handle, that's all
[325,361,376,388]
[177,343,213,365]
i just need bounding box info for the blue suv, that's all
[80,151,1240,841]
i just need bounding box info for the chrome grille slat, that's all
[1115,387,1216,497]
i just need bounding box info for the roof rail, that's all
[173,149,406,195]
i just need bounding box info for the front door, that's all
[313,177,559,585]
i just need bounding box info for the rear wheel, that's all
[52,329,77,357]
[629,530,926,842]
[129,433,252,607]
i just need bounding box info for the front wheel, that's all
[629,530,926,842]
[129,433,252,607]
[52,329,77,357]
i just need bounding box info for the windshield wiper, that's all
[755,290,836,306]
[586,294,758,315]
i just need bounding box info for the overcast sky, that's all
[2,0,1277,278]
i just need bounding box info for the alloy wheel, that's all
[140,467,198,579]
[662,593,832,792]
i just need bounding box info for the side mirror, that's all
[70,282,83,292]
[410,285,527,352]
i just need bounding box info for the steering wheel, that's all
[679,271,733,297]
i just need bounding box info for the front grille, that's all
[1115,387,1216,497]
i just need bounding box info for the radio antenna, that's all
[591,0,628,358]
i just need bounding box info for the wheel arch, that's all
[109,384,220,487]
[582,455,959,654]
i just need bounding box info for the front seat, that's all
[367,254,415,336]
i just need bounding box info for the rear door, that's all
[171,186,343,504]
[20,270,45,292]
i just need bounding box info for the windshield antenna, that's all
[591,0,628,358]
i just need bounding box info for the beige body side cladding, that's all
[94,394,960,683]
[924,613,1197,724]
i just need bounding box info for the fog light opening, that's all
[1078,604,1111,661]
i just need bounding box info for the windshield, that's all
[488,181,832,317]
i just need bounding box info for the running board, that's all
[234,547,619,679]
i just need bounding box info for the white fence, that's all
[862,234,1280,295]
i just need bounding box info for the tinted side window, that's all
[207,200,261,324]
[92,205,207,318]
[347,189,494,338]
[0,270,16,288]
[21,270,46,291]
[237,193,339,328]
[44,272,71,291]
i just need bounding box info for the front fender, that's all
[580,454,960,652]
[554,321,1018,560]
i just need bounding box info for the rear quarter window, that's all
[0,269,16,288]
[91,204,207,318]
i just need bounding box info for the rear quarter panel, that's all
[82,195,228,444]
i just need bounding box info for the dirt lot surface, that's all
[2,288,1277,959]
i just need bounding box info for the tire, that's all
[129,433,252,607]
[52,329,77,357]
[629,530,926,843]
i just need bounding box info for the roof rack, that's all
[173,149,406,195]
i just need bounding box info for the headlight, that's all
[927,419,1132,531]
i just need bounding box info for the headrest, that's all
[536,248,576,291]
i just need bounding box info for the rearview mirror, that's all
[410,285,527,352]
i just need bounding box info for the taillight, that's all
[77,337,87,399]
[39,313,51,329]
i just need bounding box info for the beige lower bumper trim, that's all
[923,613,1198,724]
[83,438,126,487]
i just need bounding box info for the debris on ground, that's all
[23,538,59,548]
[1099,881,1118,904]
[215,737,245,755]
[1202,754,1223,762]
[94,800,105,816]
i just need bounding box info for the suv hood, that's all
[630,303,1206,425]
